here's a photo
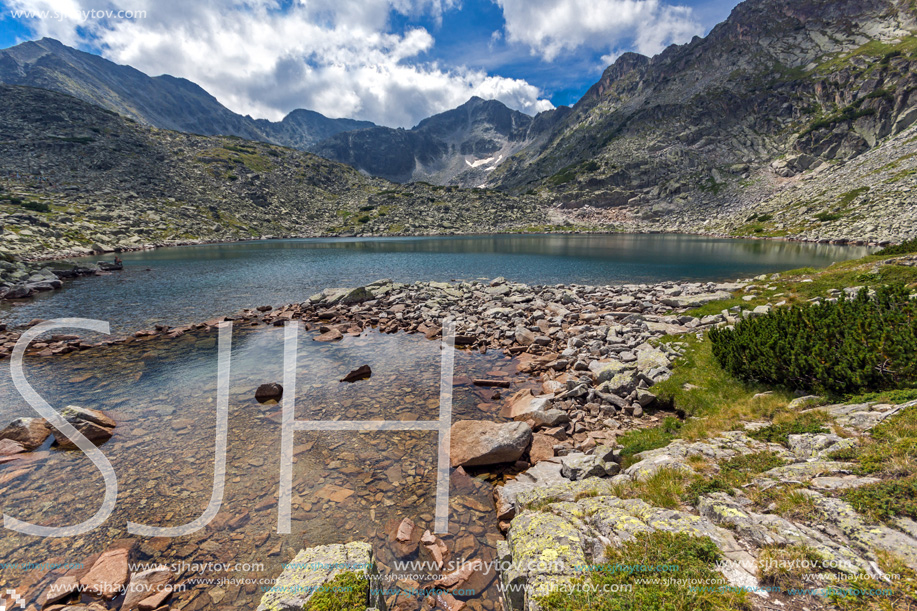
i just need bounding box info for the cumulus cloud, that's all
[7,0,553,126]
[494,0,702,61]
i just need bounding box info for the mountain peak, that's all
[0,38,377,150]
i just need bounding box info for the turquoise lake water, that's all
[0,233,869,333]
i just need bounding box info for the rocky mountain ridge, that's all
[0,38,376,150]
[489,0,917,238]
[315,96,570,186]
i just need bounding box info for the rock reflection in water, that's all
[0,325,523,610]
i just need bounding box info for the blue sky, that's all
[0,0,741,125]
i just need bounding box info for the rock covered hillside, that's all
[0,85,547,257]
[489,0,917,240]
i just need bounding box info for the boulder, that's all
[389,517,420,557]
[339,286,374,305]
[528,409,569,428]
[257,542,383,611]
[0,417,51,450]
[341,365,372,383]
[450,421,532,468]
[528,433,556,464]
[314,328,344,342]
[501,389,553,420]
[601,371,638,396]
[514,327,535,346]
[0,438,27,456]
[255,383,284,402]
[3,285,31,299]
[80,548,129,600]
[660,292,732,308]
[421,530,449,569]
[588,359,630,383]
[52,406,116,450]
[493,458,567,521]
[787,433,851,459]
[122,566,173,611]
[560,453,614,481]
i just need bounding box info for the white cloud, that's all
[7,0,553,127]
[494,0,702,61]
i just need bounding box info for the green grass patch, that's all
[538,531,750,611]
[683,451,786,505]
[686,297,746,318]
[746,412,830,446]
[841,475,917,523]
[652,336,795,441]
[833,405,917,476]
[618,417,683,467]
[683,477,734,506]
[301,571,369,611]
[198,145,275,173]
[750,484,818,520]
[52,135,95,144]
[839,187,870,206]
[611,467,692,510]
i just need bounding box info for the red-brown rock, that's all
[0,417,51,450]
[449,421,532,467]
[79,548,129,599]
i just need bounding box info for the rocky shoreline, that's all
[0,251,122,305]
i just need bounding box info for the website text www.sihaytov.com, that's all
[2,318,459,538]
[9,9,146,21]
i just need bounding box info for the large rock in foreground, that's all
[450,420,532,468]
[52,406,116,450]
[257,541,384,611]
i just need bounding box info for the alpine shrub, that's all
[876,238,917,256]
[709,285,917,395]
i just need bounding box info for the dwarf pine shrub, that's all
[709,285,917,396]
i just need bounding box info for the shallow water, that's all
[0,234,870,333]
[0,324,529,610]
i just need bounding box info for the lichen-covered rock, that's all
[500,511,587,609]
[818,400,912,431]
[499,479,759,611]
[559,453,616,481]
[627,431,789,475]
[787,433,856,459]
[494,458,567,521]
[751,460,857,487]
[256,541,384,611]
[587,359,631,383]
[698,492,878,578]
[803,491,917,570]
[624,452,695,481]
